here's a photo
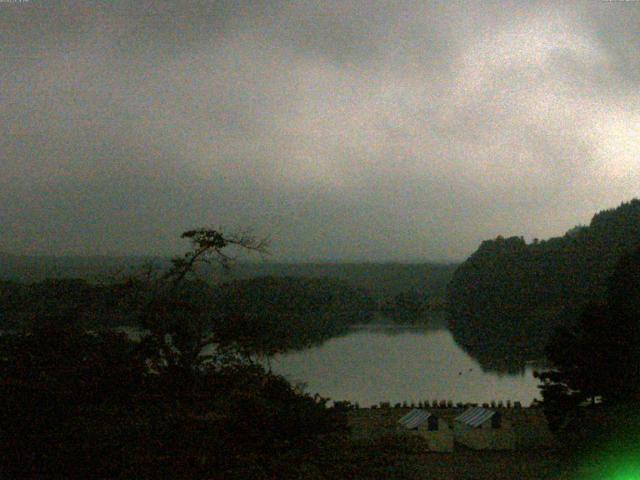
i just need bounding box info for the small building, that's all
[453,407,515,450]
[398,409,454,452]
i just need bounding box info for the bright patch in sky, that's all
[0,1,638,259]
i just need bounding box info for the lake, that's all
[116,313,542,407]
[269,315,541,407]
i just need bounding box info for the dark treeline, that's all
[219,262,458,306]
[538,245,640,428]
[447,199,640,371]
[533,246,640,476]
[0,255,457,311]
[0,253,151,283]
[0,275,377,356]
[0,279,130,329]
[213,276,375,356]
[0,262,456,353]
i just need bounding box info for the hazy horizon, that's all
[0,249,460,265]
[1,1,638,261]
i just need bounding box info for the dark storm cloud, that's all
[1,1,638,260]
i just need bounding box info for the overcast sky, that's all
[1,1,638,261]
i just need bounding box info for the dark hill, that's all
[447,199,640,371]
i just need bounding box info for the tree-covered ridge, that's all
[219,262,458,304]
[0,275,377,356]
[215,276,375,316]
[212,276,376,356]
[0,256,458,308]
[447,199,640,371]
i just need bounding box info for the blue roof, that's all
[455,407,495,428]
[398,409,431,429]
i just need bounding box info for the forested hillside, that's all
[0,256,457,311]
[220,263,457,303]
[0,275,376,355]
[213,277,376,355]
[447,199,640,371]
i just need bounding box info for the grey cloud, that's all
[0,1,638,260]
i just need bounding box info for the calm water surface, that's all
[116,314,542,407]
[270,317,541,407]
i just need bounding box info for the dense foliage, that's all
[0,279,125,329]
[0,256,458,313]
[0,317,348,478]
[537,246,640,430]
[219,262,458,306]
[213,276,375,356]
[447,199,640,371]
[0,274,377,356]
[0,230,350,479]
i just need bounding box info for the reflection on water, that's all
[114,313,543,408]
[270,315,541,407]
